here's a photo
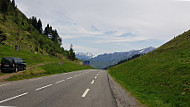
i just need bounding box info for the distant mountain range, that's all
[76,52,95,61]
[76,47,155,69]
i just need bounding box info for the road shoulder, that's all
[108,74,147,107]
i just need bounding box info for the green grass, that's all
[0,72,4,76]
[1,44,94,81]
[7,61,93,81]
[109,31,190,107]
[0,44,58,66]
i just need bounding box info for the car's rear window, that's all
[2,58,13,64]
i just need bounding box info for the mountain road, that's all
[0,69,117,107]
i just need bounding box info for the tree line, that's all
[28,17,62,46]
[117,54,143,65]
[28,16,76,60]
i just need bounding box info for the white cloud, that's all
[16,0,190,54]
[62,42,98,53]
[94,35,148,43]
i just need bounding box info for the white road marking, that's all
[0,92,28,104]
[56,79,65,84]
[95,76,97,79]
[35,84,52,91]
[67,77,72,80]
[0,83,9,87]
[97,74,99,76]
[82,89,90,98]
[91,80,95,85]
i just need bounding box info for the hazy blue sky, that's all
[16,0,190,55]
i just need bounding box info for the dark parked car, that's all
[1,57,26,72]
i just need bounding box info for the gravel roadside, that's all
[108,74,147,107]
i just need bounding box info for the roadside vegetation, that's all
[0,44,93,81]
[7,61,93,81]
[109,31,190,107]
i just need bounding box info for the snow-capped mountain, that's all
[89,47,155,69]
[139,46,155,53]
[76,52,94,61]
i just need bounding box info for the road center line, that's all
[82,89,90,98]
[35,84,52,91]
[95,76,97,79]
[67,77,72,80]
[0,92,28,104]
[56,79,65,84]
[91,80,95,84]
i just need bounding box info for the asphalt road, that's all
[0,69,117,107]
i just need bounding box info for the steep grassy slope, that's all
[109,31,190,107]
[0,44,93,80]
[0,44,58,66]
[0,0,93,80]
[0,0,67,57]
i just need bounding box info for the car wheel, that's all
[15,68,18,72]
[1,70,5,73]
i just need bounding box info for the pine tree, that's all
[37,19,43,34]
[1,0,8,21]
[57,36,62,46]
[51,30,58,42]
[1,0,8,14]
[12,0,15,6]
[11,0,16,10]
[44,24,62,45]
[69,44,76,61]
[30,16,38,29]
[49,26,53,38]
[44,24,50,36]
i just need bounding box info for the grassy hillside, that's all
[109,31,190,107]
[0,44,93,80]
[0,0,69,57]
[0,0,93,79]
[0,44,58,66]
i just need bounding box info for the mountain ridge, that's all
[76,52,95,61]
[88,46,155,69]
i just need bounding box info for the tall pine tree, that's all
[44,24,50,36]
[69,44,76,61]
[37,19,43,34]
[11,0,16,10]
[1,0,8,14]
